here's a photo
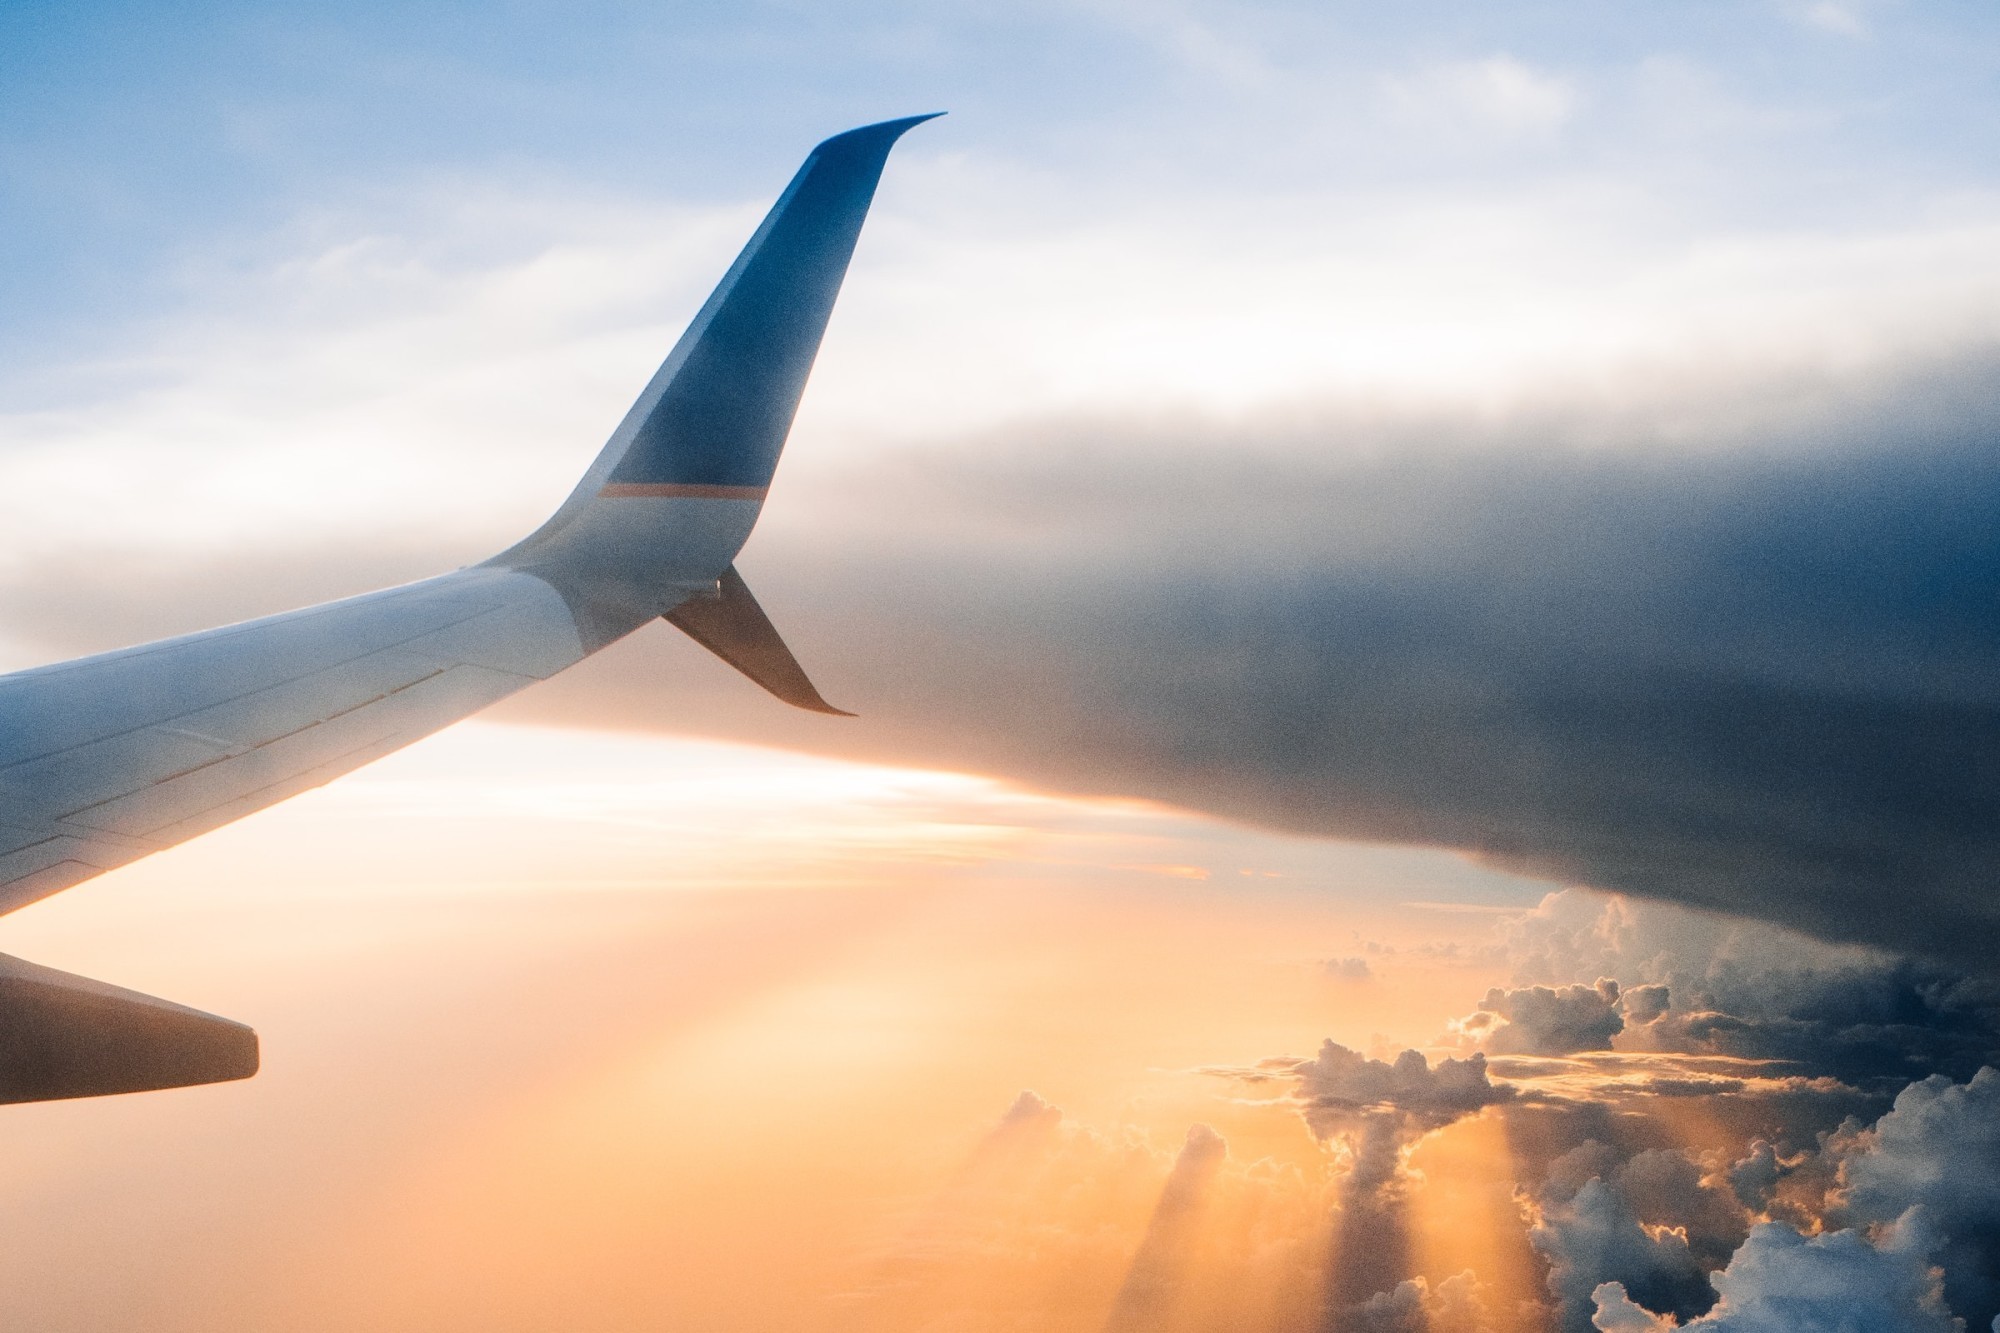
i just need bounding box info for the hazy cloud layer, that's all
[1495,891,2000,1089]
[1103,1123,1230,1333]
[16,350,2000,966]
[499,351,2000,970]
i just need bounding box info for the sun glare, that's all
[0,720,1563,1331]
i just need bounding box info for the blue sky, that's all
[9,0,2000,567]
[10,0,2000,376]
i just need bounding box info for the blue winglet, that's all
[601,114,943,497]
[491,115,940,651]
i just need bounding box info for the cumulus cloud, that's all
[1725,1141,1790,1214]
[1832,1067,2000,1329]
[1457,979,1626,1055]
[1611,1150,1751,1270]
[1222,898,2000,1328]
[1497,891,2000,1086]
[1477,899,2000,1330]
[1623,984,1672,1026]
[1518,1141,1748,1318]
[1591,1221,1960,1332]
[1347,1277,1429,1333]
[997,1088,1064,1131]
[1589,1285,1675,1333]
[1217,1041,1515,1316]
[1346,1270,1496,1333]
[1531,1176,1716,1332]
[1103,1123,1230,1333]
[1273,1041,1513,1138]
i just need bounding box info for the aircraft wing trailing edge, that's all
[0,114,939,1102]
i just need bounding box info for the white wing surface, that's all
[0,568,583,913]
[0,115,937,1100]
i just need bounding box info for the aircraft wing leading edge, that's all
[0,114,938,1102]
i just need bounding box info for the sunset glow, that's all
[9,4,2000,1326]
[0,723,1555,1329]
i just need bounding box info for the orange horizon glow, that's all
[0,721,1785,1331]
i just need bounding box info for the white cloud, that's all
[1454,979,1625,1055]
[1592,1222,1959,1331]
[1784,1,1872,38]
[13,138,2000,582]
[1383,55,1577,138]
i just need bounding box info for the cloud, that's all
[1218,895,2000,1328]
[1623,984,1672,1026]
[1531,1177,1716,1332]
[1217,1040,1514,1316]
[1724,1141,1791,1213]
[1782,1,1872,38]
[22,132,2000,975]
[1103,1123,1229,1333]
[1520,1141,1747,1325]
[1465,897,2000,1329]
[1228,887,2000,1329]
[1383,55,1577,139]
[1591,1221,1960,1332]
[1273,1041,1513,1138]
[481,356,2000,974]
[1590,1285,1674,1333]
[1499,892,2000,1087]
[1321,956,1374,981]
[1347,1270,1497,1333]
[997,1088,1064,1131]
[1458,979,1626,1055]
[1837,1066,2000,1228]
[1609,1150,1752,1270]
[1831,1067,2000,1329]
[1475,887,2000,1327]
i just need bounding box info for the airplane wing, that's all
[0,114,938,1101]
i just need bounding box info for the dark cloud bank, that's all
[15,352,2000,967]
[701,352,2000,972]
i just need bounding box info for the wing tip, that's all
[812,112,946,156]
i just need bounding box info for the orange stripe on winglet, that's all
[597,483,770,501]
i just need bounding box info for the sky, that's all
[6,2,2000,1329]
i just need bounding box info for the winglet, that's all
[665,567,854,716]
[596,113,943,498]
[500,112,944,565]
